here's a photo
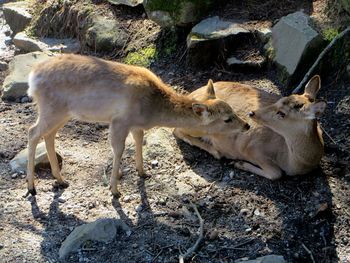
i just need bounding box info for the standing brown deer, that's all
[174,75,326,179]
[26,54,249,197]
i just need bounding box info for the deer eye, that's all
[224,118,233,123]
[293,104,303,110]
[277,111,285,118]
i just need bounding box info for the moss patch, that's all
[323,28,340,42]
[124,45,158,67]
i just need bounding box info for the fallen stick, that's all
[179,203,204,263]
[302,243,316,263]
[293,27,350,94]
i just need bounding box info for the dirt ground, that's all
[1,1,350,263]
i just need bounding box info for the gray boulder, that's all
[108,0,143,7]
[187,16,250,67]
[2,51,53,101]
[271,11,324,87]
[236,255,286,263]
[59,218,130,259]
[13,31,80,53]
[9,142,62,173]
[3,1,32,35]
[85,16,128,52]
[143,0,214,27]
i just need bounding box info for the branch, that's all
[179,203,204,263]
[293,27,350,94]
[301,243,316,263]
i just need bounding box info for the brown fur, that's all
[26,54,248,197]
[174,76,326,180]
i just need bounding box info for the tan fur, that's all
[26,54,248,197]
[174,76,325,180]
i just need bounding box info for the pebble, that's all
[0,61,8,71]
[229,171,235,179]
[135,204,143,213]
[245,227,252,232]
[20,96,30,103]
[254,209,261,216]
[11,173,18,179]
[123,195,131,202]
[57,198,66,203]
[132,243,138,248]
[151,160,158,168]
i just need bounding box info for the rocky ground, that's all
[1,1,350,263]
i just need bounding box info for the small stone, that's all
[20,96,30,103]
[151,160,158,168]
[132,243,138,249]
[254,209,261,216]
[11,173,18,179]
[57,198,66,203]
[122,195,131,202]
[245,227,252,232]
[135,204,143,213]
[239,208,250,217]
[229,171,235,179]
[208,230,219,240]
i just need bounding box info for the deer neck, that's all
[151,87,203,128]
[283,120,324,169]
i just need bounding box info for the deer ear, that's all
[192,103,209,117]
[304,75,321,100]
[305,101,327,119]
[206,79,216,98]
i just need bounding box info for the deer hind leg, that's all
[44,121,69,188]
[131,129,145,177]
[173,129,221,159]
[26,113,68,196]
[234,160,282,180]
[109,119,129,198]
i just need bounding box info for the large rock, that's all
[143,0,214,28]
[271,11,324,87]
[13,31,80,53]
[0,10,15,63]
[3,1,32,35]
[59,218,130,259]
[9,142,62,173]
[108,0,143,7]
[236,255,286,263]
[186,16,250,67]
[1,52,53,101]
[85,16,128,52]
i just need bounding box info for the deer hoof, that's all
[111,190,121,199]
[138,172,150,179]
[23,187,37,198]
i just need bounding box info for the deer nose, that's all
[244,123,250,130]
[248,111,255,117]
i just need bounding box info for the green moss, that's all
[323,28,339,42]
[124,45,158,67]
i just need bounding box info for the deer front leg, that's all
[131,129,145,177]
[173,129,221,159]
[234,160,282,180]
[109,120,129,198]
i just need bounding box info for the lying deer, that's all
[174,75,326,179]
[26,54,249,197]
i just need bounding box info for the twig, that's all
[219,238,255,250]
[293,27,350,94]
[302,243,316,263]
[320,125,338,145]
[179,203,204,263]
